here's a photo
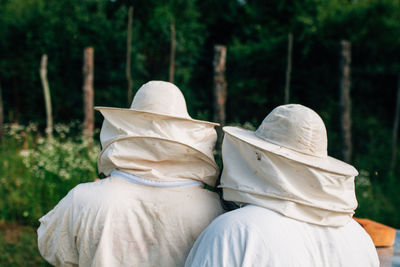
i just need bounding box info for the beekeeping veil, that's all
[220,104,358,226]
[95,81,219,186]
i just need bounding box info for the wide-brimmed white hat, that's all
[95,80,218,126]
[223,104,358,176]
[95,81,219,185]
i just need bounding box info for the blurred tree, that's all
[0,0,128,125]
[225,0,319,122]
[3,0,400,227]
[311,0,400,172]
[1,0,400,184]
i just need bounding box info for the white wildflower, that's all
[19,149,31,157]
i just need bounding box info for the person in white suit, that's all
[185,104,379,267]
[38,81,223,267]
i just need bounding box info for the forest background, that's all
[1,0,400,265]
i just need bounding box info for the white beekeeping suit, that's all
[185,104,379,267]
[38,81,224,267]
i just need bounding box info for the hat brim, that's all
[223,126,358,176]
[95,107,219,126]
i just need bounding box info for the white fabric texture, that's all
[129,80,192,119]
[222,104,358,176]
[38,175,223,267]
[96,81,219,186]
[97,110,219,186]
[38,81,223,266]
[110,170,204,187]
[185,205,379,267]
[220,133,357,226]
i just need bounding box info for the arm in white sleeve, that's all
[37,189,79,267]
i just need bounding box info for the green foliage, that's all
[0,224,50,266]
[354,170,400,229]
[0,124,99,265]
[0,124,100,225]
[0,0,208,124]
[2,0,400,259]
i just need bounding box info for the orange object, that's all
[354,217,396,247]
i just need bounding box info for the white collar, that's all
[111,170,204,188]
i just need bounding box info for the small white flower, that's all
[19,149,31,157]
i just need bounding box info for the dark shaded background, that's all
[2,0,400,225]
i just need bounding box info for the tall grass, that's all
[0,123,100,226]
[0,222,51,266]
[0,123,100,266]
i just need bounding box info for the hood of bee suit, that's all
[220,104,358,227]
[95,81,220,186]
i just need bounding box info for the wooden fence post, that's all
[213,45,227,147]
[83,47,94,139]
[126,6,134,105]
[284,32,293,104]
[169,19,176,83]
[339,40,352,163]
[40,54,53,138]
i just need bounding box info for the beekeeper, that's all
[38,81,223,267]
[185,104,379,267]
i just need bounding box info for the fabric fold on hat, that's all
[96,81,219,187]
[219,104,359,227]
[220,134,358,226]
[98,110,217,162]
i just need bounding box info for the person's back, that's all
[185,104,379,267]
[38,81,223,267]
[39,175,222,266]
[186,205,378,267]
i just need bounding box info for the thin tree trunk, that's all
[40,54,53,138]
[213,45,227,147]
[82,47,94,139]
[126,6,134,106]
[169,19,176,83]
[339,40,352,163]
[284,32,293,104]
[0,81,4,140]
[391,74,400,171]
